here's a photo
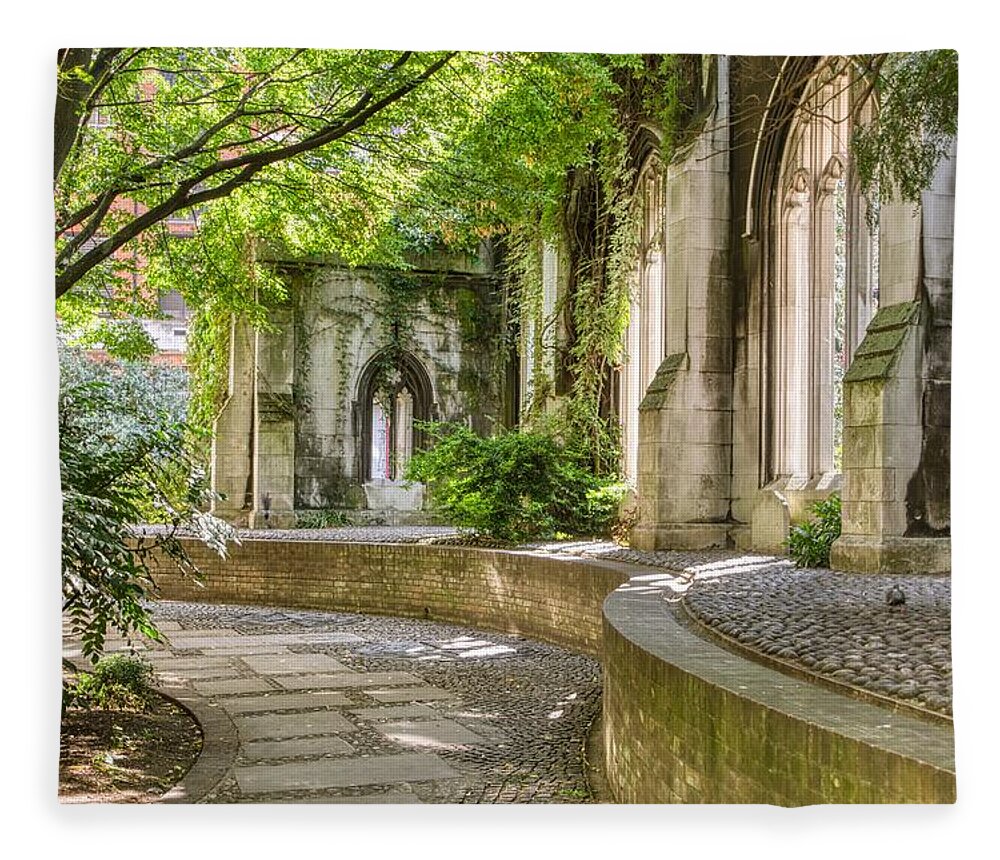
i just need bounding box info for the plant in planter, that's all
[786,494,842,568]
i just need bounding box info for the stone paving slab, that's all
[235,752,461,794]
[241,736,356,761]
[366,687,457,703]
[235,711,357,740]
[165,628,242,639]
[310,791,422,804]
[220,692,353,714]
[350,704,441,721]
[200,645,293,656]
[274,671,423,690]
[157,665,242,681]
[146,655,235,670]
[164,637,258,651]
[240,654,353,675]
[192,677,276,696]
[169,633,365,650]
[218,690,354,714]
[375,718,491,748]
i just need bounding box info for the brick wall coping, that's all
[603,580,956,802]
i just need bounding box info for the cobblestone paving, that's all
[682,567,953,715]
[526,539,953,717]
[77,601,601,804]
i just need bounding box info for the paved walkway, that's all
[138,528,953,717]
[66,527,952,802]
[64,602,600,803]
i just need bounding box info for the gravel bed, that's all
[683,567,953,715]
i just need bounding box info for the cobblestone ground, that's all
[132,526,954,720]
[527,540,953,717]
[682,566,953,715]
[135,601,601,803]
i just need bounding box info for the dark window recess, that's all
[158,290,188,319]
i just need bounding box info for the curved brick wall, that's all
[602,581,956,804]
[150,539,627,657]
[150,538,955,804]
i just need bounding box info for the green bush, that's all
[786,494,842,567]
[405,423,625,543]
[295,509,351,529]
[59,345,236,661]
[66,654,155,712]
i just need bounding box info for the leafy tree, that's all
[54,48,457,297]
[851,50,958,206]
[59,345,235,660]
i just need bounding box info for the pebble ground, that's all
[146,601,601,803]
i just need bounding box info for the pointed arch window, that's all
[356,351,434,482]
[620,155,666,482]
[771,65,879,481]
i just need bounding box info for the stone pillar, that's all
[830,142,954,573]
[248,306,296,529]
[631,56,734,551]
[210,317,255,525]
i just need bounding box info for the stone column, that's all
[248,305,296,529]
[210,316,255,525]
[830,142,954,573]
[631,56,734,551]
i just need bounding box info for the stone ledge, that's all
[831,534,951,574]
[630,522,731,551]
[602,583,955,804]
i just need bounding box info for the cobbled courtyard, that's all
[143,601,602,803]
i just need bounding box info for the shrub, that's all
[786,493,842,567]
[66,654,155,712]
[405,423,624,543]
[59,345,236,661]
[295,509,351,529]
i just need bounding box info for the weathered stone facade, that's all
[529,55,953,572]
[211,249,503,527]
[210,55,953,573]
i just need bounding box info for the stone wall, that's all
[150,539,626,657]
[210,248,503,528]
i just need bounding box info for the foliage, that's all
[185,304,232,441]
[405,422,625,543]
[59,345,236,661]
[294,509,351,529]
[786,494,842,568]
[65,654,155,712]
[851,50,958,207]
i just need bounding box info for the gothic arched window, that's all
[356,351,434,482]
[771,65,879,481]
[621,155,666,482]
